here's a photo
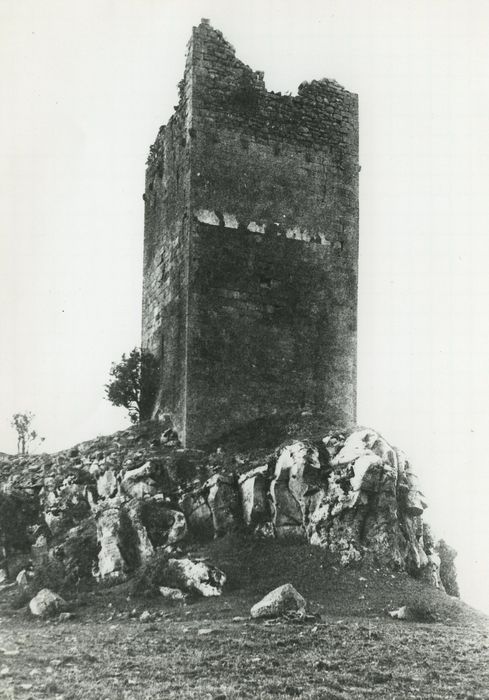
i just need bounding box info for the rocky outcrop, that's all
[0,422,458,596]
[238,466,271,537]
[309,429,430,572]
[436,539,460,597]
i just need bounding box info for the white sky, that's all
[1,0,489,614]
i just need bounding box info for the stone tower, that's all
[142,20,359,448]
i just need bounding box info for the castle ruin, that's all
[142,19,359,448]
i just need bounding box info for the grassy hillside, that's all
[0,538,487,699]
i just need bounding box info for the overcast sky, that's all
[1,0,489,612]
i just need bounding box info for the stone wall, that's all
[142,19,359,447]
[141,37,194,440]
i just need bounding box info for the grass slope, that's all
[0,538,487,699]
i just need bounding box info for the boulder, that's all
[250,583,306,619]
[58,612,74,622]
[388,604,437,622]
[163,558,226,597]
[159,586,186,601]
[29,589,68,618]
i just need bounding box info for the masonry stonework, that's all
[142,20,359,448]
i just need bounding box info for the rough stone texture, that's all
[0,422,458,595]
[29,588,67,618]
[163,558,226,597]
[436,539,460,597]
[159,586,186,601]
[94,502,127,579]
[250,583,306,619]
[203,473,238,536]
[15,569,30,590]
[142,20,359,448]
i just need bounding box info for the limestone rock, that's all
[313,428,430,571]
[238,466,271,534]
[270,442,323,540]
[164,558,226,597]
[54,519,98,581]
[388,605,410,620]
[95,504,127,579]
[437,539,459,597]
[29,589,67,618]
[124,500,155,564]
[58,612,74,622]
[40,475,90,537]
[388,604,437,622]
[250,583,306,619]
[179,492,214,540]
[420,552,443,588]
[120,462,158,500]
[96,469,118,499]
[0,420,456,597]
[15,569,30,590]
[204,474,237,537]
[272,481,305,539]
[139,499,187,547]
[31,534,49,567]
[159,586,186,601]
[165,509,187,545]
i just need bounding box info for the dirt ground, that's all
[1,539,488,699]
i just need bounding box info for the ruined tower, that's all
[142,20,359,448]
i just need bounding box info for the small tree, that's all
[11,412,44,455]
[105,348,159,424]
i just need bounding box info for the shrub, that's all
[58,518,99,583]
[29,559,68,595]
[105,348,159,423]
[131,550,170,597]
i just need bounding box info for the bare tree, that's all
[11,412,44,455]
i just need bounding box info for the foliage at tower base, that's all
[0,421,458,598]
[104,348,159,424]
